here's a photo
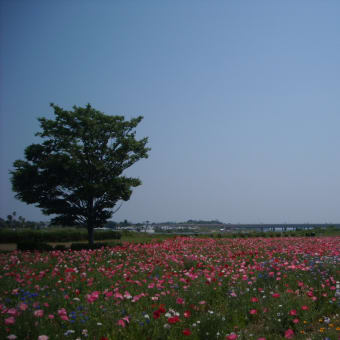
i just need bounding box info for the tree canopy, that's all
[11,104,150,244]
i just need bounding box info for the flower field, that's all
[1,237,339,340]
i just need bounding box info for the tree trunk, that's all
[88,225,94,246]
[87,198,94,246]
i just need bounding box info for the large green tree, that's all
[11,104,150,245]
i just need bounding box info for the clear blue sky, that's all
[1,0,339,223]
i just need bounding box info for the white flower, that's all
[7,335,17,340]
[64,330,75,336]
[163,323,170,329]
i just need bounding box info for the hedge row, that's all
[0,228,121,243]
[16,241,112,251]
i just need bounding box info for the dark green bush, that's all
[0,228,121,243]
[17,241,53,251]
[106,241,123,247]
[54,244,67,251]
[70,242,108,250]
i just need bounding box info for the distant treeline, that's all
[0,213,46,229]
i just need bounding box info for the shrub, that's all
[70,242,108,250]
[54,244,67,251]
[17,241,53,251]
[0,228,121,243]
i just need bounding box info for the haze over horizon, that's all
[1,1,340,224]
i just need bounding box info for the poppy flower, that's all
[183,328,191,336]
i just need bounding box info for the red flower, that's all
[183,328,191,336]
[184,310,191,318]
[153,310,161,319]
[168,315,180,324]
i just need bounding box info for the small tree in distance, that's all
[11,104,150,245]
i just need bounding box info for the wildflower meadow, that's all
[0,236,339,339]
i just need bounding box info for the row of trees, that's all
[0,212,46,229]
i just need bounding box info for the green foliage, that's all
[54,244,67,251]
[17,241,53,251]
[0,228,121,243]
[70,242,108,250]
[10,104,150,244]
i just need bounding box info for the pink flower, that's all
[114,292,123,300]
[57,308,69,321]
[272,293,280,298]
[34,309,44,317]
[19,303,28,311]
[48,314,54,319]
[117,319,126,327]
[7,335,17,340]
[7,308,18,316]
[289,309,297,316]
[226,333,238,340]
[176,297,185,304]
[250,309,257,315]
[38,336,49,340]
[257,338,266,340]
[5,316,16,325]
[57,308,67,316]
[86,291,100,303]
[301,305,309,311]
[105,291,113,298]
[251,297,259,302]
[293,318,299,324]
[184,310,191,318]
[284,329,294,339]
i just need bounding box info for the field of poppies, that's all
[0,236,339,340]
